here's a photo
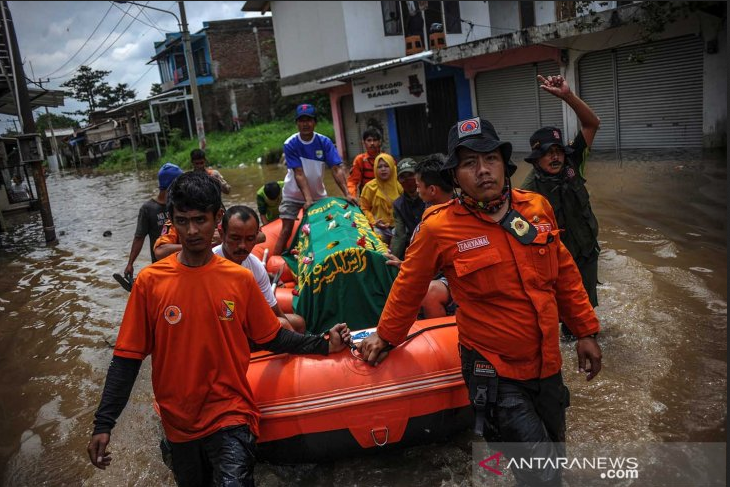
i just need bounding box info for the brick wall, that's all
[206,20,278,81]
[201,19,280,132]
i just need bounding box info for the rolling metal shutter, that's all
[578,35,703,150]
[615,36,703,148]
[578,50,617,150]
[475,61,563,150]
[536,61,564,130]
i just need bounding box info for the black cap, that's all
[524,126,574,163]
[443,117,517,176]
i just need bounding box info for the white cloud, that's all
[4,1,262,131]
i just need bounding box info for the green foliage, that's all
[270,90,332,122]
[60,65,111,114]
[150,83,163,97]
[60,65,136,117]
[97,82,137,110]
[96,146,142,172]
[35,113,79,133]
[96,119,336,173]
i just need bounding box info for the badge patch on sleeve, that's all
[474,360,496,377]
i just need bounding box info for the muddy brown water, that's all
[0,149,725,486]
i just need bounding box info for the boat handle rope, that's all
[252,322,457,363]
[349,321,457,362]
[371,427,389,447]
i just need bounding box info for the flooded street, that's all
[0,149,726,486]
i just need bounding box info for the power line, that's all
[138,5,169,35]
[81,3,152,71]
[48,3,136,81]
[109,1,166,35]
[128,64,155,90]
[40,3,115,78]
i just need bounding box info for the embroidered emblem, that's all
[164,305,182,325]
[553,130,561,140]
[457,118,481,139]
[535,223,553,233]
[315,149,324,159]
[566,167,576,178]
[457,236,490,252]
[220,300,235,321]
[510,216,530,237]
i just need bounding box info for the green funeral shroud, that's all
[281,197,399,334]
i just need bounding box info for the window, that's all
[381,1,403,36]
[555,1,576,21]
[443,1,462,33]
[519,1,535,29]
[193,49,208,76]
[425,1,443,34]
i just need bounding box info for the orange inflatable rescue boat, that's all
[250,318,471,462]
[246,198,471,462]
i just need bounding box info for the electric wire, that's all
[40,3,114,78]
[48,3,136,81]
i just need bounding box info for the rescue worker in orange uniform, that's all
[87,172,352,486]
[359,117,602,487]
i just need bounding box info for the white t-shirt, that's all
[282,132,342,203]
[212,245,277,308]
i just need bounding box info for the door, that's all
[395,75,458,157]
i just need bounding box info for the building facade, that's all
[152,17,279,134]
[243,1,726,160]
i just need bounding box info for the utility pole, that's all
[178,1,206,150]
[37,78,64,170]
[1,1,56,243]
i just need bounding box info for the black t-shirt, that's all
[135,199,168,262]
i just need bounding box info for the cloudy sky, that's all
[4,1,266,132]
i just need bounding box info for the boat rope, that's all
[349,321,457,362]
[250,321,457,363]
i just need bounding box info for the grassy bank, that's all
[98,119,335,172]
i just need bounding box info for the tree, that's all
[97,82,137,109]
[150,83,163,97]
[60,65,111,115]
[35,113,79,133]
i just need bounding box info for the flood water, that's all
[0,149,726,486]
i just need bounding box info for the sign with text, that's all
[352,62,427,113]
[140,122,161,134]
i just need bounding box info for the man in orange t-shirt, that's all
[87,171,351,486]
[347,127,390,197]
[359,117,602,487]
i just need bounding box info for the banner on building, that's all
[352,62,427,113]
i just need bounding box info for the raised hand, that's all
[538,74,571,99]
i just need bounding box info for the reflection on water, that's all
[0,150,726,486]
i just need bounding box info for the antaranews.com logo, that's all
[478,450,639,480]
[472,442,725,486]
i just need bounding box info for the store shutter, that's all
[616,35,703,148]
[536,61,564,130]
[578,50,617,150]
[475,61,563,150]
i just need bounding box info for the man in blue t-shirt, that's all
[272,103,358,255]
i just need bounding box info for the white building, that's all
[243,1,727,158]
